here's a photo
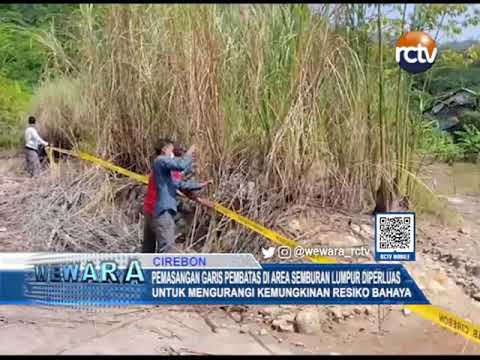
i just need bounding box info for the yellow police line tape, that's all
[48,146,480,345]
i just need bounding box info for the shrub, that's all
[455,125,480,162]
[419,121,464,164]
[0,75,30,149]
[459,110,480,130]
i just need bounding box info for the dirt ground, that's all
[1,154,480,355]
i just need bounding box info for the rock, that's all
[258,329,268,336]
[472,278,480,289]
[277,313,296,323]
[471,266,480,278]
[228,305,248,313]
[272,319,294,333]
[452,258,462,269]
[258,306,283,318]
[280,305,299,310]
[402,308,412,316]
[360,224,373,237]
[429,279,446,294]
[353,307,362,315]
[328,308,343,322]
[364,307,371,316]
[294,342,305,347]
[239,325,249,334]
[472,293,480,302]
[345,235,361,247]
[0,227,6,232]
[350,223,361,234]
[288,219,302,232]
[294,308,325,335]
[325,233,362,248]
[442,254,453,263]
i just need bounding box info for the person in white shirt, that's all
[24,116,49,177]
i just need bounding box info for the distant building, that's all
[423,88,479,132]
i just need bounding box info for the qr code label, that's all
[375,213,415,261]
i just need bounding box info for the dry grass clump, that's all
[30,4,408,211]
[0,164,143,252]
[21,5,435,252]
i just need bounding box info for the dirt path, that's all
[1,155,480,354]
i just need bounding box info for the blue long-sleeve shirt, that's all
[153,154,202,216]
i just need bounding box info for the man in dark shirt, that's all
[142,143,188,253]
[152,139,211,252]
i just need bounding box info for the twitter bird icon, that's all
[262,246,275,259]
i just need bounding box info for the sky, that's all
[391,4,480,43]
[309,4,480,44]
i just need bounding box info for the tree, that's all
[0,5,77,88]
[441,48,467,66]
[466,45,480,66]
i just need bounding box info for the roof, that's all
[438,87,478,100]
[423,87,478,114]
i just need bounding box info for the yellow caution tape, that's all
[212,202,336,264]
[406,305,480,344]
[77,151,149,184]
[51,147,149,184]
[48,146,480,345]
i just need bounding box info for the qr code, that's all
[375,213,415,253]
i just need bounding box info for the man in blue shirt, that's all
[152,139,212,252]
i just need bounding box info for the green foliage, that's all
[0,4,76,26]
[455,125,480,161]
[0,4,77,88]
[420,120,480,164]
[0,75,30,148]
[0,23,49,88]
[420,121,464,163]
[423,65,480,95]
[466,45,480,65]
[0,5,78,148]
[459,110,480,130]
[410,5,479,37]
[440,49,466,66]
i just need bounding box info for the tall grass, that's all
[30,4,420,214]
[0,74,30,149]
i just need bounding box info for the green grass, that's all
[0,75,30,149]
[423,64,480,96]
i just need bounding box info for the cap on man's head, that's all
[28,116,36,125]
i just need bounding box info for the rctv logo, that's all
[395,31,438,74]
